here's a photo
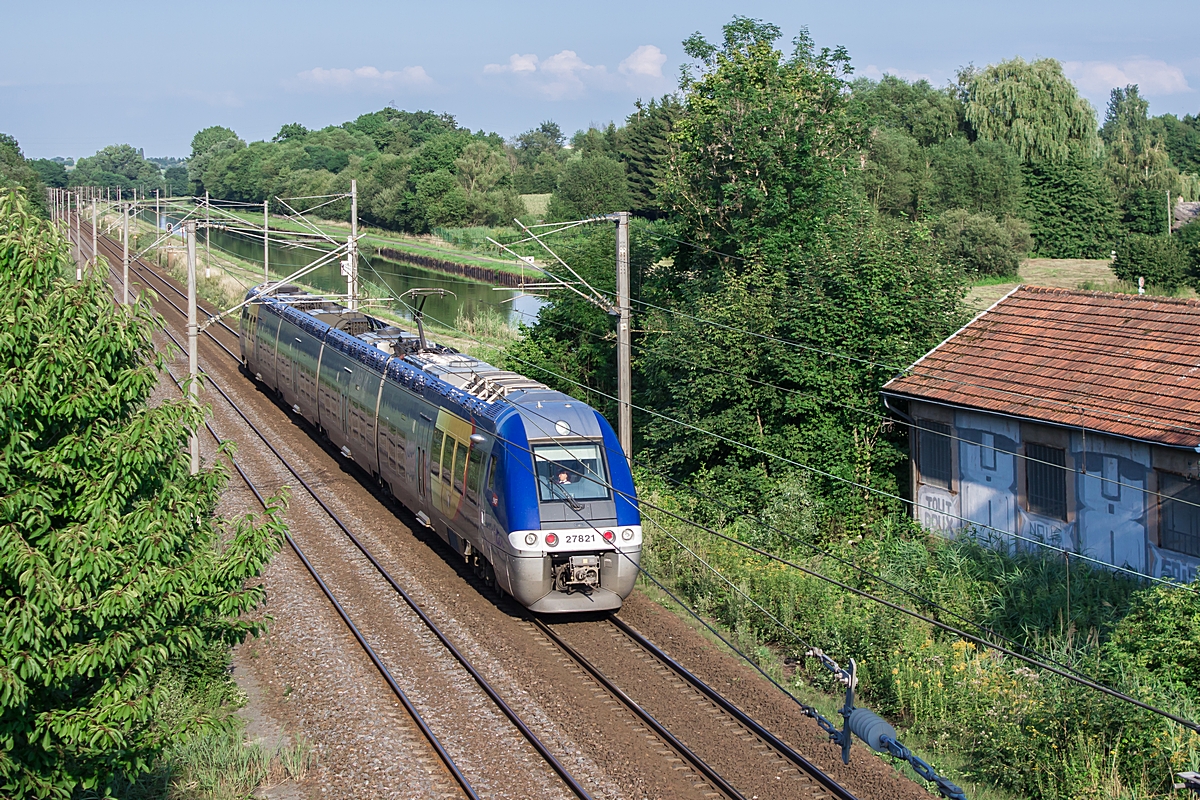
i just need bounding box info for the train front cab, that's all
[490,401,642,613]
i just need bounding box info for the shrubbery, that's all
[932,209,1032,277]
[638,475,1200,799]
[1113,233,1191,291]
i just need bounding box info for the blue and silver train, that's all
[239,285,641,613]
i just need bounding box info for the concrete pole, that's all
[91,196,97,270]
[347,179,358,310]
[74,193,82,281]
[204,190,211,279]
[122,203,130,305]
[615,210,632,465]
[263,200,270,284]
[156,189,160,231]
[186,221,200,475]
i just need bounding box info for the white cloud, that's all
[619,45,667,79]
[1063,58,1192,97]
[295,65,433,91]
[483,45,667,100]
[484,54,539,74]
[860,64,933,83]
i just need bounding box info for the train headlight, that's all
[602,530,614,542]
[524,533,537,546]
[545,532,558,547]
[621,528,634,541]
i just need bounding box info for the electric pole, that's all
[91,195,97,270]
[347,179,358,310]
[615,211,632,465]
[204,190,211,279]
[186,220,199,475]
[73,192,81,281]
[263,200,270,283]
[122,202,130,305]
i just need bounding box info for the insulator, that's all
[848,707,897,752]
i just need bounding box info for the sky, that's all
[4,0,1199,160]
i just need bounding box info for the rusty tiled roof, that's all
[882,286,1200,449]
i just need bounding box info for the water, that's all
[152,212,545,331]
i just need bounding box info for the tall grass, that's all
[637,474,1200,799]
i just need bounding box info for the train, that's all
[239,284,641,613]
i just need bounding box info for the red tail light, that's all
[545,533,558,547]
[602,530,614,542]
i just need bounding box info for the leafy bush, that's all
[1177,219,1200,286]
[638,477,1200,799]
[0,189,285,797]
[548,154,631,220]
[932,209,1031,277]
[1113,233,1190,291]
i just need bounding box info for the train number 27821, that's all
[564,533,596,544]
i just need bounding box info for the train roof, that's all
[251,285,581,419]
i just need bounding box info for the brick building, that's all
[882,286,1200,583]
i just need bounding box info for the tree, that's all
[511,122,567,193]
[69,145,165,197]
[29,160,67,189]
[163,165,189,197]
[932,209,1031,277]
[1113,233,1189,291]
[850,75,963,147]
[547,155,631,220]
[0,134,48,217]
[641,17,965,515]
[273,122,309,142]
[964,57,1100,164]
[1101,85,1187,234]
[0,188,285,796]
[187,126,242,193]
[620,96,683,218]
[1023,151,1121,257]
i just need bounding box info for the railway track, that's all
[82,218,867,800]
[91,224,591,800]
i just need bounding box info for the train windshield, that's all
[533,443,610,503]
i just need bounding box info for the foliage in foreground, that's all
[638,475,1200,799]
[0,189,286,797]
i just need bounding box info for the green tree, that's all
[642,17,965,515]
[69,145,165,197]
[29,160,67,189]
[1101,85,1185,233]
[0,134,48,217]
[1157,112,1200,174]
[187,126,242,193]
[0,189,284,797]
[932,209,1031,277]
[1023,151,1121,257]
[163,165,189,197]
[547,154,631,220]
[1113,232,1190,290]
[272,122,309,142]
[511,121,567,193]
[964,57,1100,164]
[619,96,683,218]
[850,75,963,147]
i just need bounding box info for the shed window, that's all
[1026,443,1067,520]
[1160,471,1200,558]
[918,421,953,489]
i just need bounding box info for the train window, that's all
[533,443,609,503]
[486,458,496,493]
[452,441,465,492]
[430,430,444,478]
[466,448,484,496]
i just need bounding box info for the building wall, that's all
[908,401,1199,582]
